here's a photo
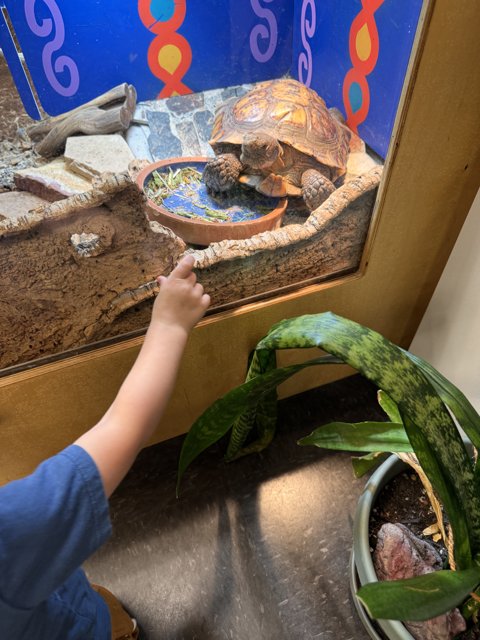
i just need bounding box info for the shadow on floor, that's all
[85,375,385,640]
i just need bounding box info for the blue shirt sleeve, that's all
[0,445,112,609]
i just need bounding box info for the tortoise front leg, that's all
[301,169,336,211]
[203,153,243,194]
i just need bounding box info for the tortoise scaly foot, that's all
[301,169,336,211]
[203,153,243,194]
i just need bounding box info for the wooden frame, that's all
[1,0,479,483]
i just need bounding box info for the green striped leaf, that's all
[178,312,480,569]
[224,353,342,460]
[177,355,338,494]
[254,313,479,565]
[351,451,391,478]
[377,390,402,424]
[401,414,472,565]
[357,567,480,621]
[405,350,480,477]
[226,348,277,459]
[230,388,278,460]
[462,586,480,620]
[298,421,411,452]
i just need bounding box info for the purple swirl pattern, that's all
[249,0,278,63]
[24,0,79,97]
[297,0,316,87]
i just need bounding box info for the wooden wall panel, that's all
[1,0,479,483]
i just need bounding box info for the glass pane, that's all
[0,0,425,374]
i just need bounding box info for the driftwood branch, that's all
[34,105,132,157]
[34,171,136,214]
[29,84,137,158]
[124,84,137,119]
[28,84,136,139]
[100,281,160,329]
[190,166,383,269]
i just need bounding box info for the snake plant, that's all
[177,312,480,623]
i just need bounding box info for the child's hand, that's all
[151,255,210,334]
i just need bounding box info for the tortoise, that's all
[203,78,352,211]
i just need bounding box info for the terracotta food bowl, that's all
[136,157,287,246]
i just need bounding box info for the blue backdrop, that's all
[0,0,424,158]
[292,0,424,157]
[0,1,293,117]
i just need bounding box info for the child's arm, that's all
[74,255,210,497]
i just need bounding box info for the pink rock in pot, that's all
[373,523,466,640]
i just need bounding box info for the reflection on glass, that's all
[0,1,424,373]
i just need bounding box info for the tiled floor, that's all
[84,375,384,640]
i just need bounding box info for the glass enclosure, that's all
[0,0,424,373]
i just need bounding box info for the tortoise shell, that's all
[209,78,351,173]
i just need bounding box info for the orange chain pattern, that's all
[138,0,192,98]
[342,0,384,133]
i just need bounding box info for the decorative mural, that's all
[138,0,192,98]
[297,0,316,87]
[0,0,292,117]
[292,0,424,157]
[1,1,424,154]
[342,0,384,134]
[249,0,278,63]
[24,0,80,98]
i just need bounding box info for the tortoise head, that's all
[240,133,282,170]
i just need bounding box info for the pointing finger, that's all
[185,272,197,287]
[170,255,195,280]
[201,293,211,309]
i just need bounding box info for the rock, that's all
[64,134,135,179]
[193,110,216,156]
[165,92,204,115]
[346,151,378,179]
[406,612,467,640]
[0,138,36,192]
[220,84,253,101]
[0,190,49,221]
[70,232,103,257]
[14,157,92,201]
[374,522,442,580]
[146,111,183,160]
[125,125,153,162]
[373,523,466,640]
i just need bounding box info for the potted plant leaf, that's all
[177,312,480,639]
[298,383,475,639]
